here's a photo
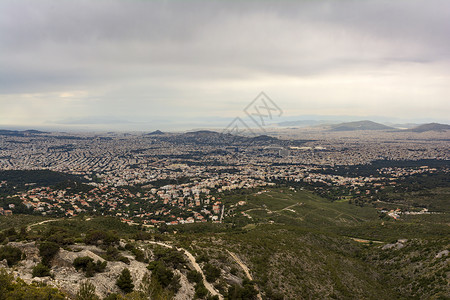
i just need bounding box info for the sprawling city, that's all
[1,0,449,299]
[1,124,449,299]
[0,127,448,225]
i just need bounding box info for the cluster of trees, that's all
[73,256,107,277]
[226,279,259,300]
[32,241,60,278]
[203,263,221,283]
[0,170,85,196]
[186,270,214,299]
[124,243,146,263]
[0,245,23,266]
[85,230,119,247]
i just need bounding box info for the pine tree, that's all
[116,268,134,294]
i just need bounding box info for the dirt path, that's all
[226,250,262,300]
[26,219,59,231]
[275,202,302,213]
[350,237,384,244]
[146,241,223,300]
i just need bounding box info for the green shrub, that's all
[76,280,99,300]
[0,245,23,266]
[103,293,120,300]
[73,256,107,277]
[4,228,17,237]
[194,282,208,298]
[147,261,174,288]
[152,246,185,269]
[187,270,203,284]
[104,246,130,264]
[32,263,52,277]
[103,293,122,300]
[38,241,60,266]
[0,268,65,299]
[227,280,258,300]
[203,263,221,283]
[124,244,146,262]
[147,260,180,293]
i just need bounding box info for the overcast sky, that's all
[1,0,449,131]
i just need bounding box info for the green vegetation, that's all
[85,230,119,247]
[0,268,65,299]
[0,170,88,200]
[187,270,202,284]
[124,243,146,262]
[25,216,142,246]
[0,184,447,299]
[203,263,221,283]
[39,241,60,266]
[147,260,181,294]
[116,268,134,293]
[0,245,23,266]
[133,272,174,300]
[73,256,107,277]
[0,215,48,231]
[194,282,208,298]
[103,246,130,264]
[227,279,258,300]
[364,238,450,298]
[44,226,76,245]
[152,246,185,269]
[32,263,52,277]
[174,187,449,299]
[76,280,100,300]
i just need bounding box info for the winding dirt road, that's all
[146,241,223,300]
[226,250,262,300]
[26,219,59,231]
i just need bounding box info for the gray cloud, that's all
[0,0,449,129]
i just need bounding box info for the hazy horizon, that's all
[1,0,449,131]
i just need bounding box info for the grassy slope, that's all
[2,188,448,299]
[0,215,50,231]
[181,187,449,299]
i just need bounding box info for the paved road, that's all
[146,241,223,300]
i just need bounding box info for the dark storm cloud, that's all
[0,0,449,128]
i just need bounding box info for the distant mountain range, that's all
[274,120,450,132]
[0,129,48,136]
[2,121,448,137]
[329,120,393,131]
[407,123,450,132]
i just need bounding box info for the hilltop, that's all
[408,123,450,132]
[146,130,165,135]
[329,120,393,131]
[149,130,300,147]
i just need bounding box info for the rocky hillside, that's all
[1,240,199,299]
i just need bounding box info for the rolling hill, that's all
[330,120,393,131]
[408,123,450,132]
